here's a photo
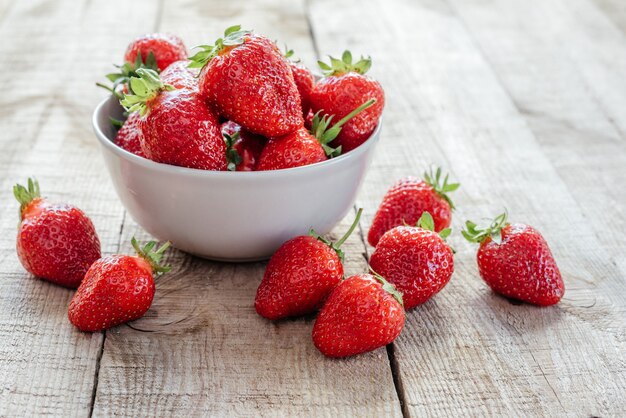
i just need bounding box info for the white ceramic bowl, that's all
[93,96,381,261]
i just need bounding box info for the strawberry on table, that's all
[368,167,459,247]
[68,238,170,332]
[462,212,565,306]
[189,25,303,138]
[256,99,375,170]
[255,209,363,320]
[311,51,385,152]
[14,178,101,288]
[114,112,145,157]
[285,48,314,117]
[160,60,199,91]
[221,121,266,171]
[312,273,405,358]
[369,212,454,309]
[120,68,227,171]
[124,33,187,71]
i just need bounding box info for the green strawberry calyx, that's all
[462,211,509,245]
[224,131,243,171]
[119,69,174,116]
[131,237,172,275]
[368,267,404,307]
[13,177,41,219]
[310,99,376,157]
[96,51,159,99]
[423,167,460,210]
[309,208,363,263]
[416,212,452,241]
[318,50,372,76]
[188,25,251,70]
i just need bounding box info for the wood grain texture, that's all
[308,0,626,416]
[90,0,402,416]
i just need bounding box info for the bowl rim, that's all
[92,95,382,178]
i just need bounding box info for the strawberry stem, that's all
[462,211,509,245]
[416,212,452,241]
[318,50,372,76]
[96,51,159,99]
[131,237,172,275]
[13,178,41,219]
[310,99,376,157]
[188,25,251,70]
[423,167,460,210]
[309,208,363,262]
[119,69,174,116]
[368,267,404,307]
[223,131,242,171]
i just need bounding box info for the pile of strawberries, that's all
[100,27,385,171]
[11,28,565,359]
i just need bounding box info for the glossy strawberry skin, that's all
[17,199,101,288]
[310,73,384,152]
[370,226,454,309]
[368,177,452,247]
[115,112,145,157]
[256,127,326,170]
[141,89,227,170]
[255,236,343,320]
[312,274,405,358]
[221,121,267,171]
[290,62,314,117]
[124,33,187,71]
[68,255,155,331]
[477,224,564,306]
[199,35,303,138]
[160,60,199,91]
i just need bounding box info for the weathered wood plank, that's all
[0,0,157,415]
[308,0,626,416]
[91,0,402,416]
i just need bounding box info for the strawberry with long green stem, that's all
[256,99,375,170]
[255,209,363,320]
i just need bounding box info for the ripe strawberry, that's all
[368,168,459,247]
[160,60,199,91]
[312,273,405,358]
[256,99,375,170]
[114,112,145,157]
[221,121,266,171]
[14,178,101,288]
[68,238,170,332]
[255,209,363,320]
[189,26,303,138]
[369,212,454,309]
[121,69,227,171]
[311,51,385,152]
[462,213,564,306]
[124,33,187,71]
[285,48,314,117]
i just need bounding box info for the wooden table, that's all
[2,0,625,416]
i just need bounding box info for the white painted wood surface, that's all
[0,0,624,416]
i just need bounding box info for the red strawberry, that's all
[124,33,187,71]
[369,212,454,309]
[312,273,405,358]
[121,69,227,171]
[255,209,363,320]
[368,168,459,247]
[221,121,266,171]
[14,178,101,288]
[257,99,375,170]
[311,51,385,152]
[462,213,564,306]
[285,48,314,117]
[114,112,145,157]
[160,60,199,91]
[189,26,303,138]
[68,238,170,332]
